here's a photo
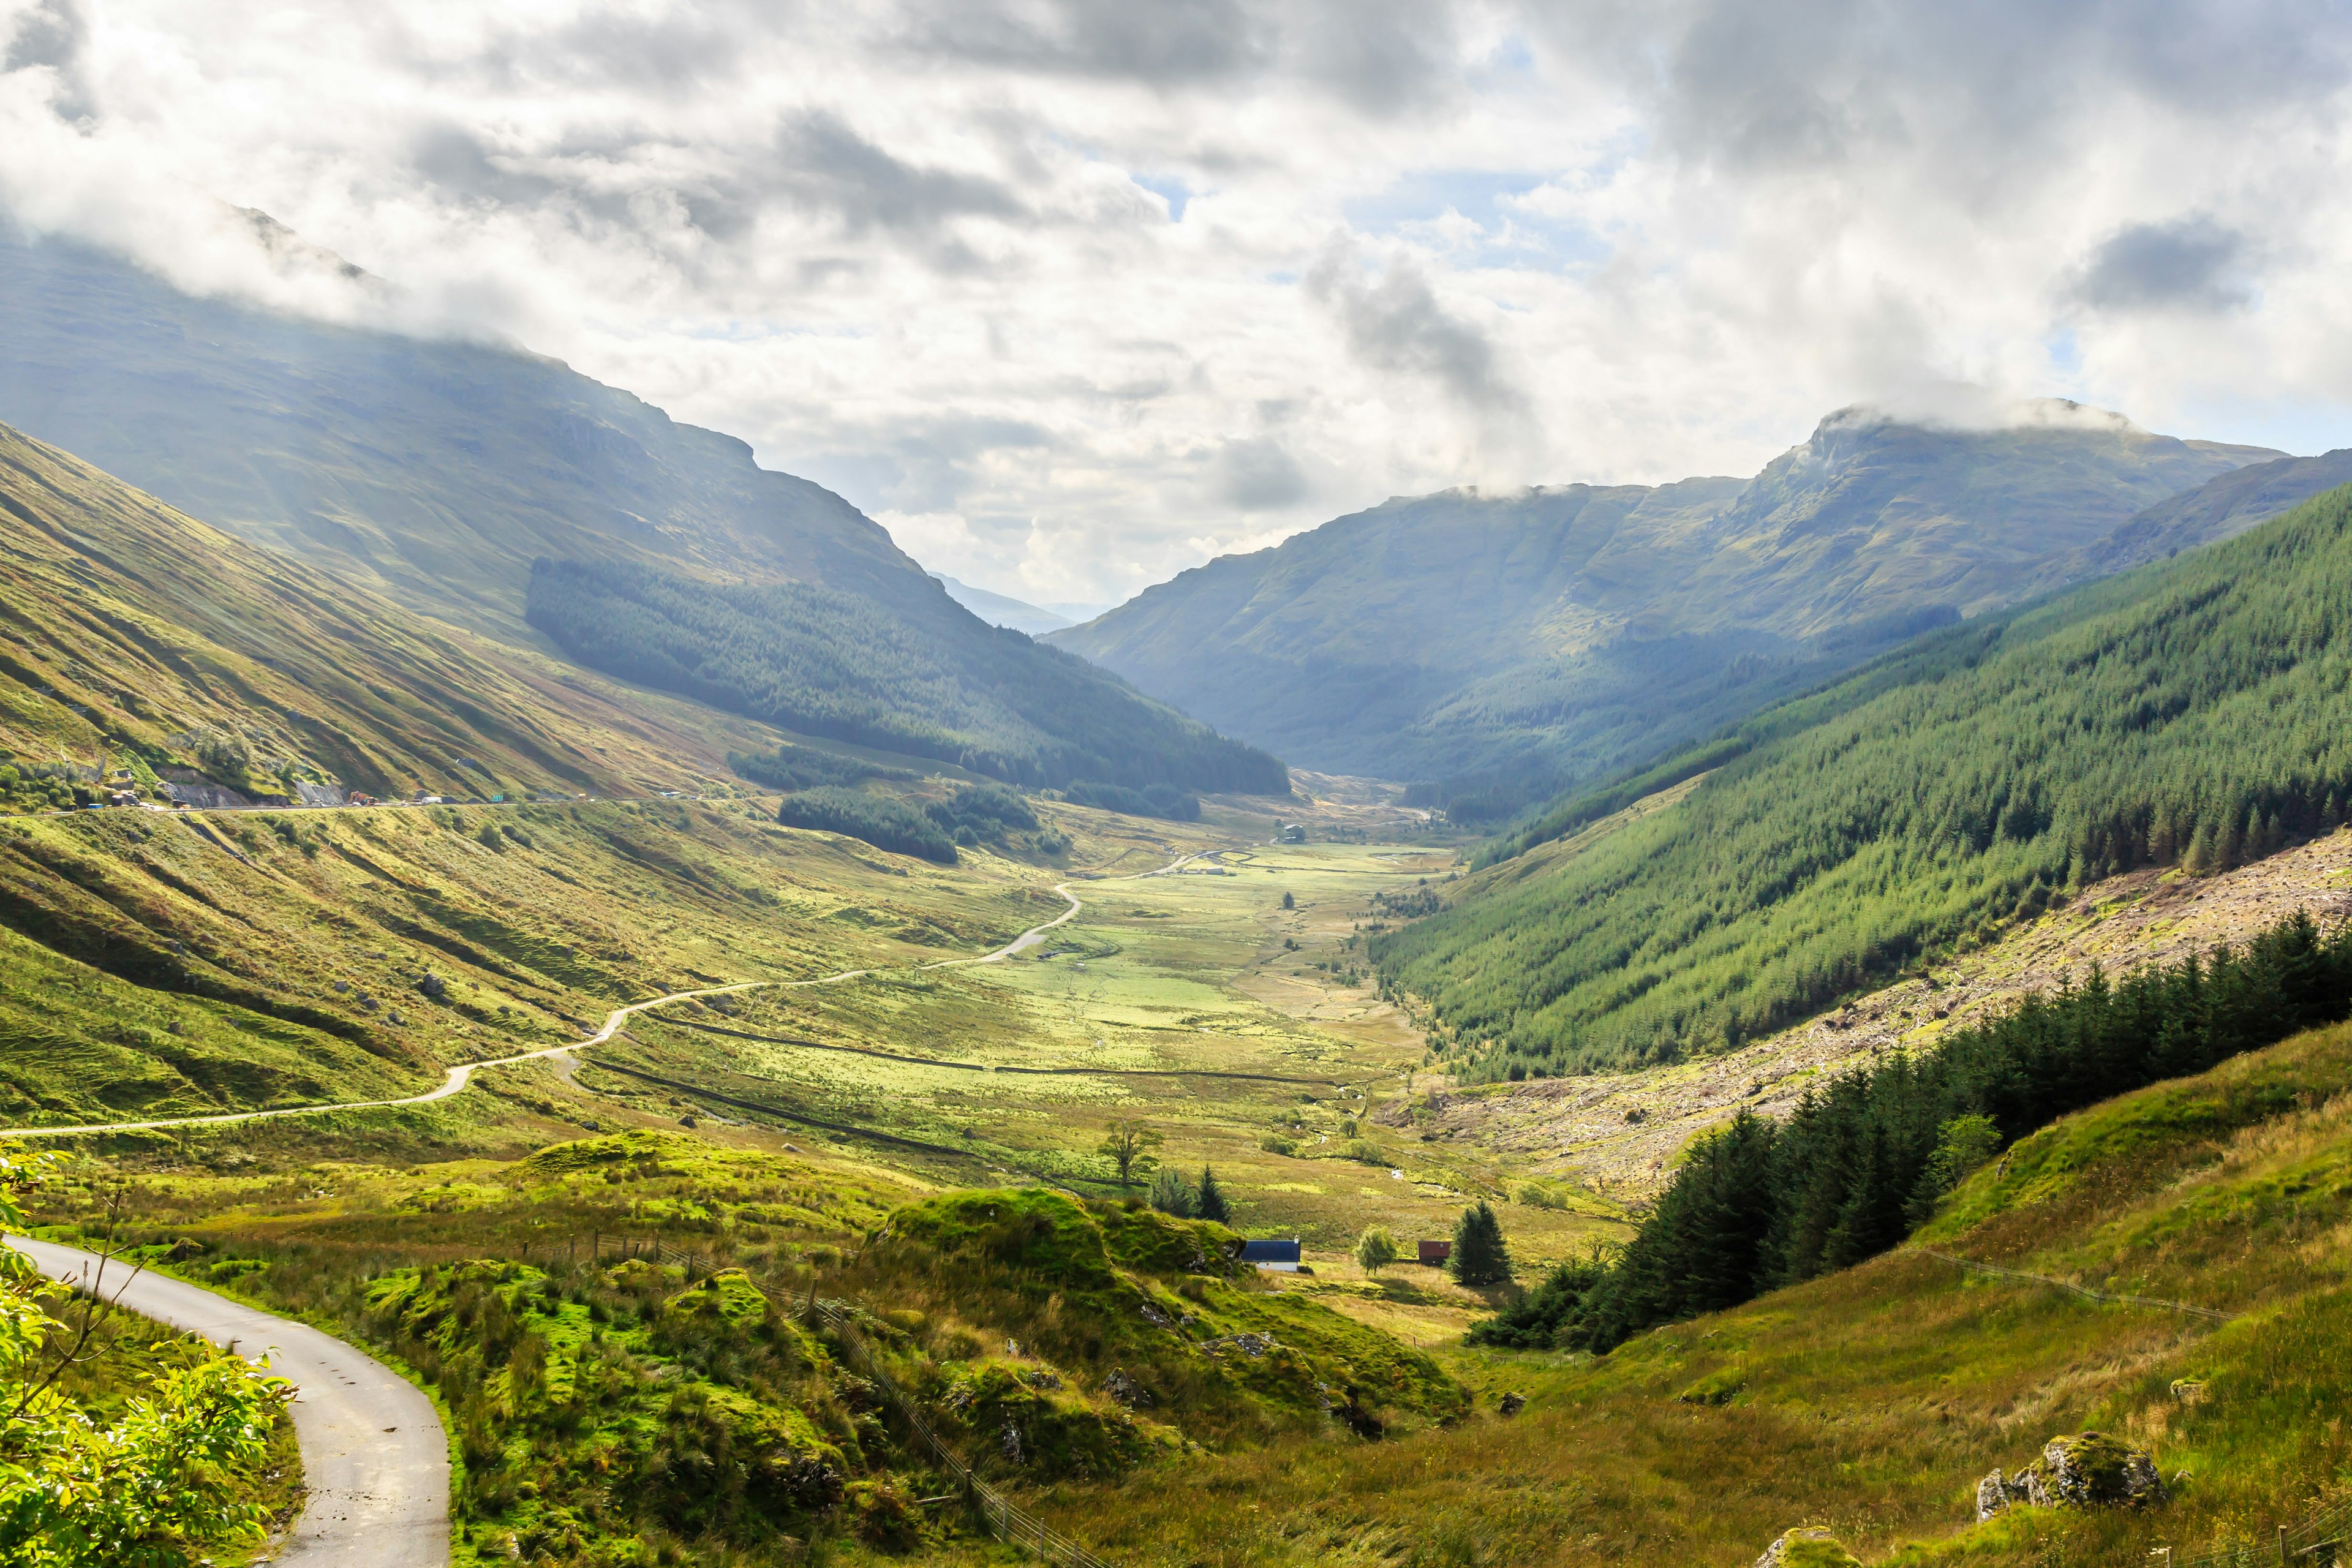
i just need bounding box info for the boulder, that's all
[1975,1431,2165,1521]
[1752,1526,1863,1567]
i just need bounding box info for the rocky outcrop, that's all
[1976,1432,2166,1521]
[1752,1526,1863,1567]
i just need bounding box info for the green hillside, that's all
[527,558,1287,793]
[1034,1016,2352,1566]
[0,231,1278,797]
[0,421,786,802]
[0,228,916,641]
[1374,481,2352,1077]
[1055,404,2286,807]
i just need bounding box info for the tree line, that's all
[1376,483,2352,1079]
[1469,908,2352,1351]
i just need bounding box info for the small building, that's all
[1417,1239,1452,1267]
[1239,1238,1303,1273]
[1279,824,1306,843]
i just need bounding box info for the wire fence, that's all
[1918,1248,2237,1323]
[1923,1251,2352,1565]
[581,1232,1112,1568]
[2174,1493,2352,1566]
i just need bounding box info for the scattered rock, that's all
[1139,1301,1173,1329]
[1017,1368,1063,1391]
[417,973,447,1000]
[1104,1368,1153,1409]
[1497,1392,1526,1416]
[1752,1526,1862,1567]
[2169,1378,2208,1405]
[1205,1332,1276,1359]
[998,1423,1024,1464]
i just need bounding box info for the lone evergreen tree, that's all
[1449,1200,1512,1286]
[1194,1164,1229,1223]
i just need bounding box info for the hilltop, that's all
[0,231,1284,797]
[1055,403,2306,810]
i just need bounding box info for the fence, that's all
[1924,1253,2352,1566]
[1918,1249,2236,1323]
[578,1232,1112,1568]
[2174,1493,2351,1566]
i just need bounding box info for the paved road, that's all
[7,1236,450,1567]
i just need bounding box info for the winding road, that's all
[4,1235,450,1567]
[0,862,1153,1562]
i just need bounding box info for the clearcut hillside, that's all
[1057,404,2291,810]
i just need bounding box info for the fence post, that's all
[2277,1524,2287,1563]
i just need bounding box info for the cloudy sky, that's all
[3,0,2350,610]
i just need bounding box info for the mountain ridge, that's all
[1054,404,2291,799]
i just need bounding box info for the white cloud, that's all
[3,0,2350,606]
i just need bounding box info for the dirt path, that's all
[0,864,1137,1140]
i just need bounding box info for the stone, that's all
[1104,1368,1153,1409]
[1752,1526,1863,1567]
[1975,1432,2164,1521]
[1497,1392,1526,1416]
[2041,1432,2167,1508]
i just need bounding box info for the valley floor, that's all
[15,797,2352,1566]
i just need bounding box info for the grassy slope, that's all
[29,1140,1469,1566]
[0,230,916,642]
[0,238,1283,797]
[1378,481,2352,1075]
[0,420,797,799]
[1019,1019,2352,1566]
[1054,409,2275,789]
[0,794,1063,1127]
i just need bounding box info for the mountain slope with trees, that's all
[1374,481,2352,1077]
[1057,404,2293,809]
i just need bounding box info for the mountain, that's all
[0,421,780,800]
[2052,447,2352,583]
[0,227,1281,795]
[1054,404,2283,804]
[931,574,1076,635]
[1372,480,2352,1077]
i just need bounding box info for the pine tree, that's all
[2185,818,2216,874]
[1194,1165,1229,1223]
[1148,1166,1194,1216]
[1449,1200,1512,1286]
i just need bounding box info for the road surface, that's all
[6,1235,450,1567]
